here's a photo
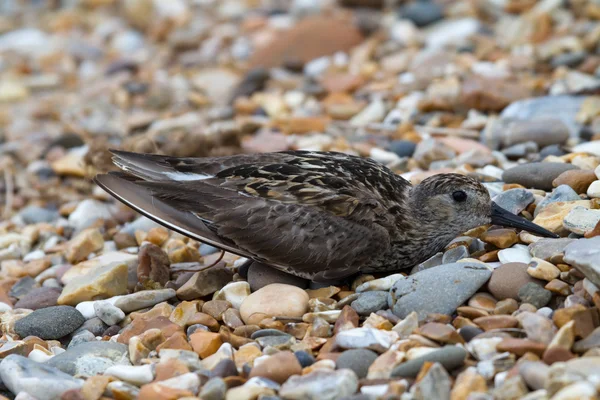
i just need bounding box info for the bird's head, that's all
[410,174,558,238]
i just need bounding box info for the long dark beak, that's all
[490,202,559,238]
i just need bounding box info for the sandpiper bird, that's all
[95,150,558,282]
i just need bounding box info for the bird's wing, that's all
[96,150,411,280]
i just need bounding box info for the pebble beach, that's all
[1,0,600,399]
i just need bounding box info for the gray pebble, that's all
[535,185,580,217]
[336,349,378,379]
[518,283,552,309]
[564,237,600,287]
[47,341,130,377]
[389,262,491,320]
[391,346,467,378]
[68,330,96,348]
[200,377,227,400]
[442,245,469,264]
[14,306,85,340]
[94,301,125,325]
[350,291,388,316]
[492,189,534,216]
[14,287,61,310]
[503,162,579,191]
[80,317,109,337]
[17,205,59,224]
[0,354,83,400]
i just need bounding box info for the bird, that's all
[94,149,558,282]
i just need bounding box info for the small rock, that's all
[239,284,309,324]
[527,258,561,281]
[518,283,552,308]
[413,362,451,400]
[488,262,544,300]
[14,306,84,340]
[0,355,83,400]
[58,262,129,306]
[47,341,129,377]
[65,229,104,264]
[492,189,535,215]
[279,369,358,400]
[398,1,443,27]
[336,349,378,379]
[552,169,598,194]
[563,207,600,235]
[94,301,125,325]
[176,263,233,301]
[502,163,579,191]
[391,346,467,378]
[14,287,61,310]
[389,262,491,319]
[564,237,600,287]
[350,291,388,316]
[535,185,581,217]
[249,351,302,384]
[335,328,398,352]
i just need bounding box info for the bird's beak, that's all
[490,202,559,238]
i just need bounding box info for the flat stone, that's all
[279,369,358,400]
[518,283,553,309]
[14,306,84,340]
[488,262,544,301]
[0,355,83,400]
[563,207,600,235]
[60,252,137,285]
[533,200,591,235]
[335,349,378,379]
[76,289,177,319]
[535,185,580,217]
[412,362,452,400]
[553,169,598,194]
[529,238,576,263]
[350,291,388,316]
[564,237,600,287]
[47,341,129,377]
[492,189,535,215]
[335,327,398,352]
[497,338,546,357]
[239,284,309,324]
[176,262,233,301]
[58,263,129,306]
[249,351,302,384]
[502,163,579,191]
[14,287,61,310]
[389,262,491,320]
[391,346,467,378]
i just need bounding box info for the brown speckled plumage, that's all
[95,150,557,281]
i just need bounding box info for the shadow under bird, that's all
[95,150,558,282]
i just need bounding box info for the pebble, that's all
[14,287,61,310]
[336,349,378,379]
[335,328,398,352]
[350,291,388,316]
[176,263,234,300]
[488,263,543,300]
[518,283,553,309]
[398,1,443,27]
[47,341,129,377]
[552,169,598,194]
[534,185,581,217]
[279,369,359,400]
[527,258,561,281]
[14,306,84,340]
[249,351,302,384]
[76,288,176,319]
[492,189,534,215]
[389,262,491,319]
[391,346,467,378]
[0,355,83,400]
[502,163,579,191]
[57,262,129,306]
[564,237,600,287]
[498,246,532,264]
[239,284,309,324]
[93,301,125,325]
[563,207,600,235]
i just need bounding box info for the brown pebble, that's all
[552,169,597,194]
[202,300,232,321]
[473,315,519,331]
[481,229,518,249]
[189,331,223,359]
[248,351,302,384]
[497,338,547,357]
[417,322,464,344]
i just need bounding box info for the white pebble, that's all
[28,349,53,363]
[104,365,154,386]
[587,180,600,198]
[94,301,126,325]
[498,246,531,264]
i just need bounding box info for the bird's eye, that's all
[452,190,467,202]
